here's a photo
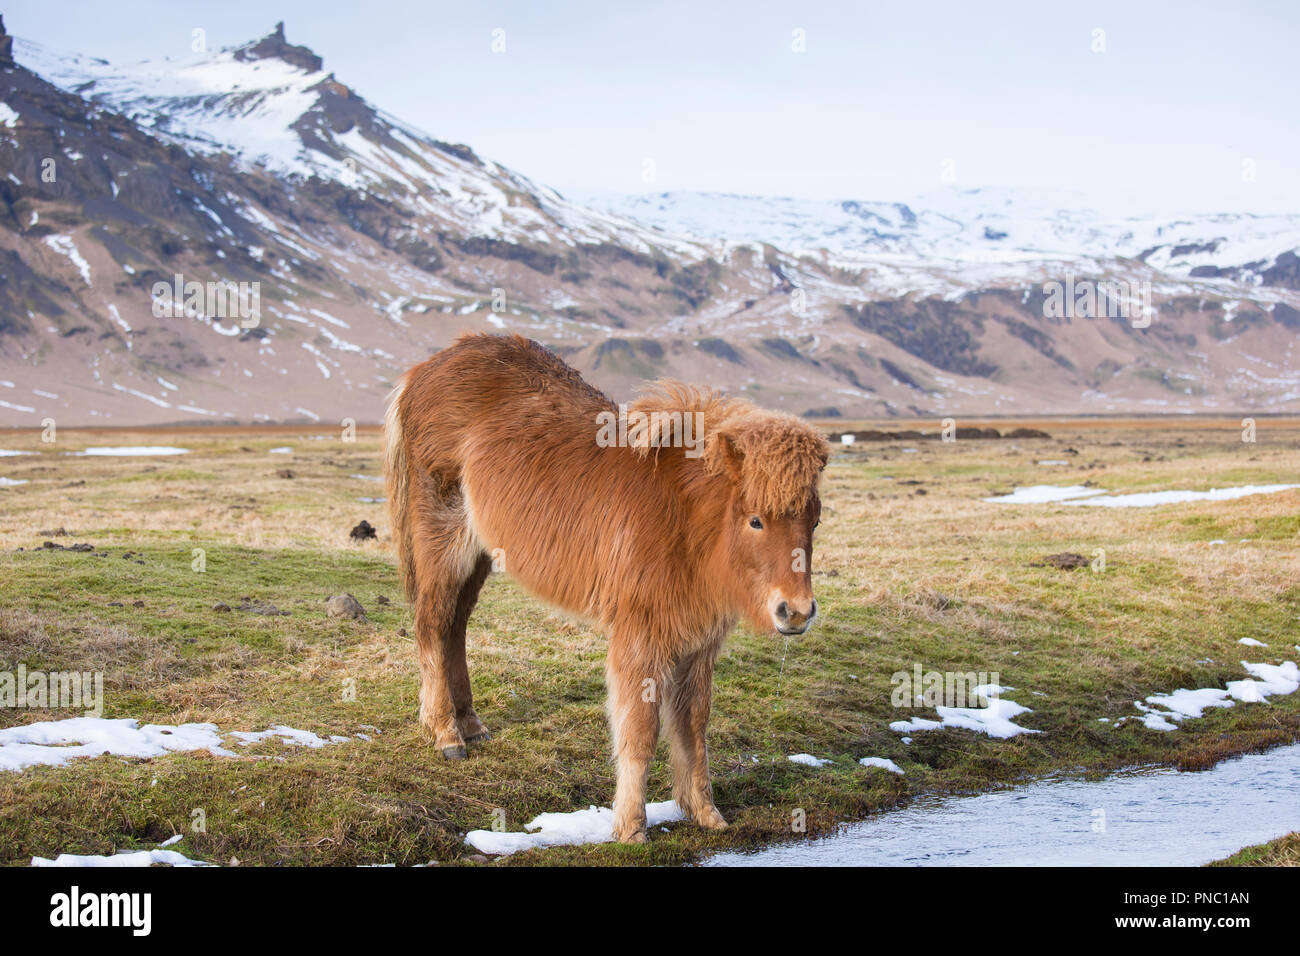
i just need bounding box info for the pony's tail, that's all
[383,379,417,602]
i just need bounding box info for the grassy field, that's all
[1,418,1298,866]
[1211,831,1300,866]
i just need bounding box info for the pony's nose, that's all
[774,598,817,634]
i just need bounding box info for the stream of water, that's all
[705,743,1300,866]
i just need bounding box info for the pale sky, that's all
[6,0,1299,214]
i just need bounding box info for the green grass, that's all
[1,421,1298,865]
[1210,832,1300,866]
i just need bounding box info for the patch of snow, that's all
[858,757,904,774]
[465,800,685,856]
[42,235,92,285]
[890,695,1041,739]
[0,716,353,772]
[788,753,832,767]
[226,726,350,748]
[1066,484,1299,509]
[71,446,188,456]
[1117,660,1300,731]
[32,848,214,867]
[984,485,1103,504]
[986,483,1299,508]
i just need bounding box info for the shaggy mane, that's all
[630,381,830,515]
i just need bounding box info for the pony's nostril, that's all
[809,599,817,618]
[775,601,789,621]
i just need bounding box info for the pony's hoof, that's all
[465,730,491,744]
[613,822,647,844]
[696,807,728,830]
[440,745,468,760]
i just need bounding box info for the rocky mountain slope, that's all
[1,19,1298,426]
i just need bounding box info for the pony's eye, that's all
[748,516,763,530]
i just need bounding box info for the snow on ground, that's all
[69,446,189,457]
[1119,660,1300,731]
[33,848,213,867]
[858,757,904,774]
[984,485,1102,504]
[33,836,213,867]
[465,800,685,856]
[788,753,832,767]
[41,235,92,285]
[1066,484,1299,508]
[1238,638,1267,647]
[0,716,353,772]
[890,695,1041,739]
[985,483,1298,507]
[227,726,351,748]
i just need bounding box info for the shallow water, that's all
[705,743,1300,866]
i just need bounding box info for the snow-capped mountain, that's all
[1,19,1299,426]
[15,24,696,255]
[588,188,1300,292]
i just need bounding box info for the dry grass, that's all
[1211,831,1300,866]
[0,418,1298,865]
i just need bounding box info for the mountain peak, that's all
[234,21,323,73]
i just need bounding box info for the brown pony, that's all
[385,333,829,843]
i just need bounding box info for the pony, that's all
[384,333,829,843]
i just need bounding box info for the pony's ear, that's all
[704,428,745,484]
[814,437,830,472]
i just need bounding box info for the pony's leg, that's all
[448,552,493,744]
[607,630,665,844]
[665,645,727,830]
[411,491,480,760]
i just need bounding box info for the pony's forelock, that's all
[630,380,829,515]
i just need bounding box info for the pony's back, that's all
[387,334,694,625]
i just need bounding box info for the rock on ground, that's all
[326,593,367,620]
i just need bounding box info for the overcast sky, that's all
[7,0,1299,214]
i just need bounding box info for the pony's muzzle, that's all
[772,597,817,635]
